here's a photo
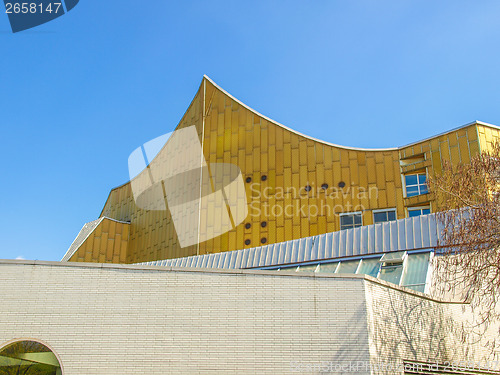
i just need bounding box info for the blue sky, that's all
[1,1,500,261]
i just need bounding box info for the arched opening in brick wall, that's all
[0,339,63,375]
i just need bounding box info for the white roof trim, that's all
[204,75,499,152]
[203,75,398,152]
[399,120,500,149]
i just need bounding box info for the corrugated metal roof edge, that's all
[139,213,443,270]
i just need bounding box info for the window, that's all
[317,262,339,273]
[379,251,407,285]
[401,252,431,293]
[408,206,431,217]
[373,209,397,224]
[357,258,381,277]
[380,251,406,264]
[336,260,360,273]
[340,212,362,230]
[297,264,318,273]
[404,173,428,197]
[269,252,432,293]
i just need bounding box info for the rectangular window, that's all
[317,262,339,273]
[296,264,318,273]
[337,259,360,273]
[379,264,404,285]
[404,173,428,197]
[401,252,431,293]
[408,206,431,217]
[357,257,381,277]
[373,209,397,224]
[378,251,407,285]
[340,212,362,230]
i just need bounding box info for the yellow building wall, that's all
[477,124,500,154]
[68,218,129,263]
[69,77,498,264]
[99,86,204,263]
[398,124,482,213]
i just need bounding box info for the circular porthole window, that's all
[0,340,63,374]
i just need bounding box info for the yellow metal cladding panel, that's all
[478,124,500,153]
[404,124,483,177]
[68,219,130,263]
[399,124,486,212]
[193,79,408,253]
[71,77,500,264]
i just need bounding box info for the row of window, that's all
[337,171,430,230]
[339,206,431,230]
[268,251,432,293]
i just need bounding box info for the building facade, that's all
[64,76,500,265]
[2,77,500,374]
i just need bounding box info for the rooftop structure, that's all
[3,77,500,374]
[64,76,500,265]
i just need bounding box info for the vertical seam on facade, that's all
[476,124,482,154]
[465,127,470,163]
[197,79,207,256]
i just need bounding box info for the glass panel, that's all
[405,175,418,185]
[401,252,430,291]
[408,209,422,217]
[297,264,317,273]
[354,214,362,225]
[317,262,338,273]
[380,251,406,262]
[422,208,430,215]
[379,264,403,285]
[340,215,353,225]
[387,211,396,221]
[0,340,62,375]
[406,186,419,197]
[420,184,428,194]
[373,211,387,223]
[357,258,381,277]
[418,174,427,184]
[337,260,360,274]
[279,266,298,271]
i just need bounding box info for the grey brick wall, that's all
[0,261,371,375]
[0,261,498,375]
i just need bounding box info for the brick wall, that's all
[0,261,370,374]
[0,261,497,374]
